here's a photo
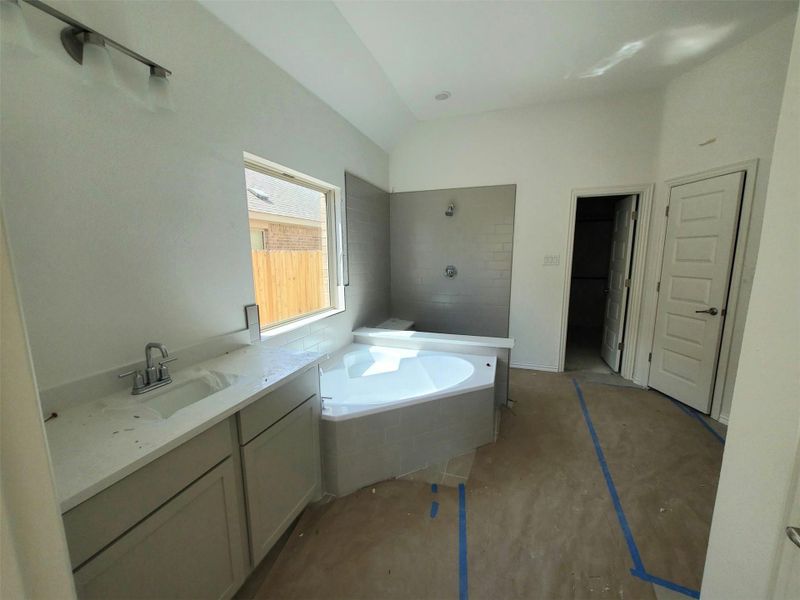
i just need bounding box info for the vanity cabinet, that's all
[63,419,248,600]
[238,367,321,566]
[73,458,246,600]
[61,365,322,598]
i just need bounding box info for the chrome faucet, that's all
[119,342,177,395]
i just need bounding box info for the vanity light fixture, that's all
[9,0,173,97]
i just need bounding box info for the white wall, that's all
[391,92,662,370]
[390,14,796,388]
[0,221,76,599]
[701,13,799,598]
[0,0,388,394]
[634,14,796,421]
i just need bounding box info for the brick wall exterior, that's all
[251,221,322,252]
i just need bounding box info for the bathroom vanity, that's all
[45,345,324,600]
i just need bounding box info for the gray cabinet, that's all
[63,367,322,598]
[241,390,321,565]
[73,457,247,600]
[63,420,237,570]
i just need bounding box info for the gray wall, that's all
[345,174,391,329]
[390,185,515,337]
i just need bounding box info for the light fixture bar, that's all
[22,0,171,75]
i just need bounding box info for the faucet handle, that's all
[118,369,146,390]
[157,357,177,382]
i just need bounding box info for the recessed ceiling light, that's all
[435,91,451,101]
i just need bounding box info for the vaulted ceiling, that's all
[201,0,797,151]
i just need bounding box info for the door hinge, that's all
[665,205,670,217]
[721,308,727,316]
[656,281,661,292]
[648,352,652,362]
[624,278,631,288]
[631,210,638,221]
[618,342,624,350]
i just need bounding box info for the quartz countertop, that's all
[45,344,324,513]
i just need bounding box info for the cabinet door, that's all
[242,396,320,565]
[74,458,247,600]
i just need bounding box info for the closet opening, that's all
[564,194,639,375]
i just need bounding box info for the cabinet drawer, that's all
[63,419,235,569]
[74,457,247,600]
[237,367,318,444]
[241,396,320,565]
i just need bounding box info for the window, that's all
[243,153,344,331]
[249,228,267,251]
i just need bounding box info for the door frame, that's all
[647,159,759,421]
[559,183,655,380]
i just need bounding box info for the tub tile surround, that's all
[344,173,392,327]
[45,344,324,512]
[321,387,494,497]
[390,184,516,338]
[399,450,476,487]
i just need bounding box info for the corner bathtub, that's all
[319,343,497,496]
[319,344,496,421]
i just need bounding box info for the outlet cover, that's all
[543,254,561,266]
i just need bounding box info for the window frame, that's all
[243,152,347,336]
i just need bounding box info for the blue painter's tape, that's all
[432,483,438,494]
[670,399,726,444]
[572,379,645,573]
[430,501,439,519]
[573,379,701,600]
[631,569,701,599]
[458,483,468,600]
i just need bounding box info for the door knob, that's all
[695,307,719,316]
[787,526,800,549]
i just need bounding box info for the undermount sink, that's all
[104,370,243,420]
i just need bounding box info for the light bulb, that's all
[0,0,35,56]
[80,32,117,88]
[148,66,173,112]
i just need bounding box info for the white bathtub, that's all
[320,343,496,421]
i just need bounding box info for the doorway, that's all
[564,194,639,375]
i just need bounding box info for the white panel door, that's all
[649,172,744,412]
[773,454,800,600]
[601,195,636,371]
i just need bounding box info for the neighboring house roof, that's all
[245,169,324,223]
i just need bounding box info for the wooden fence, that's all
[251,250,327,326]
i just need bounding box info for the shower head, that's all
[445,202,455,217]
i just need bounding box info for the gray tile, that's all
[441,473,468,488]
[445,451,475,478]
[398,462,446,485]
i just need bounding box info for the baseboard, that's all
[510,362,559,372]
[717,414,730,425]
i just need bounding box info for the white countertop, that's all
[45,344,323,513]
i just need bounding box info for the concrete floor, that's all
[565,326,614,374]
[238,369,725,600]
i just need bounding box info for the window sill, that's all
[259,306,345,341]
